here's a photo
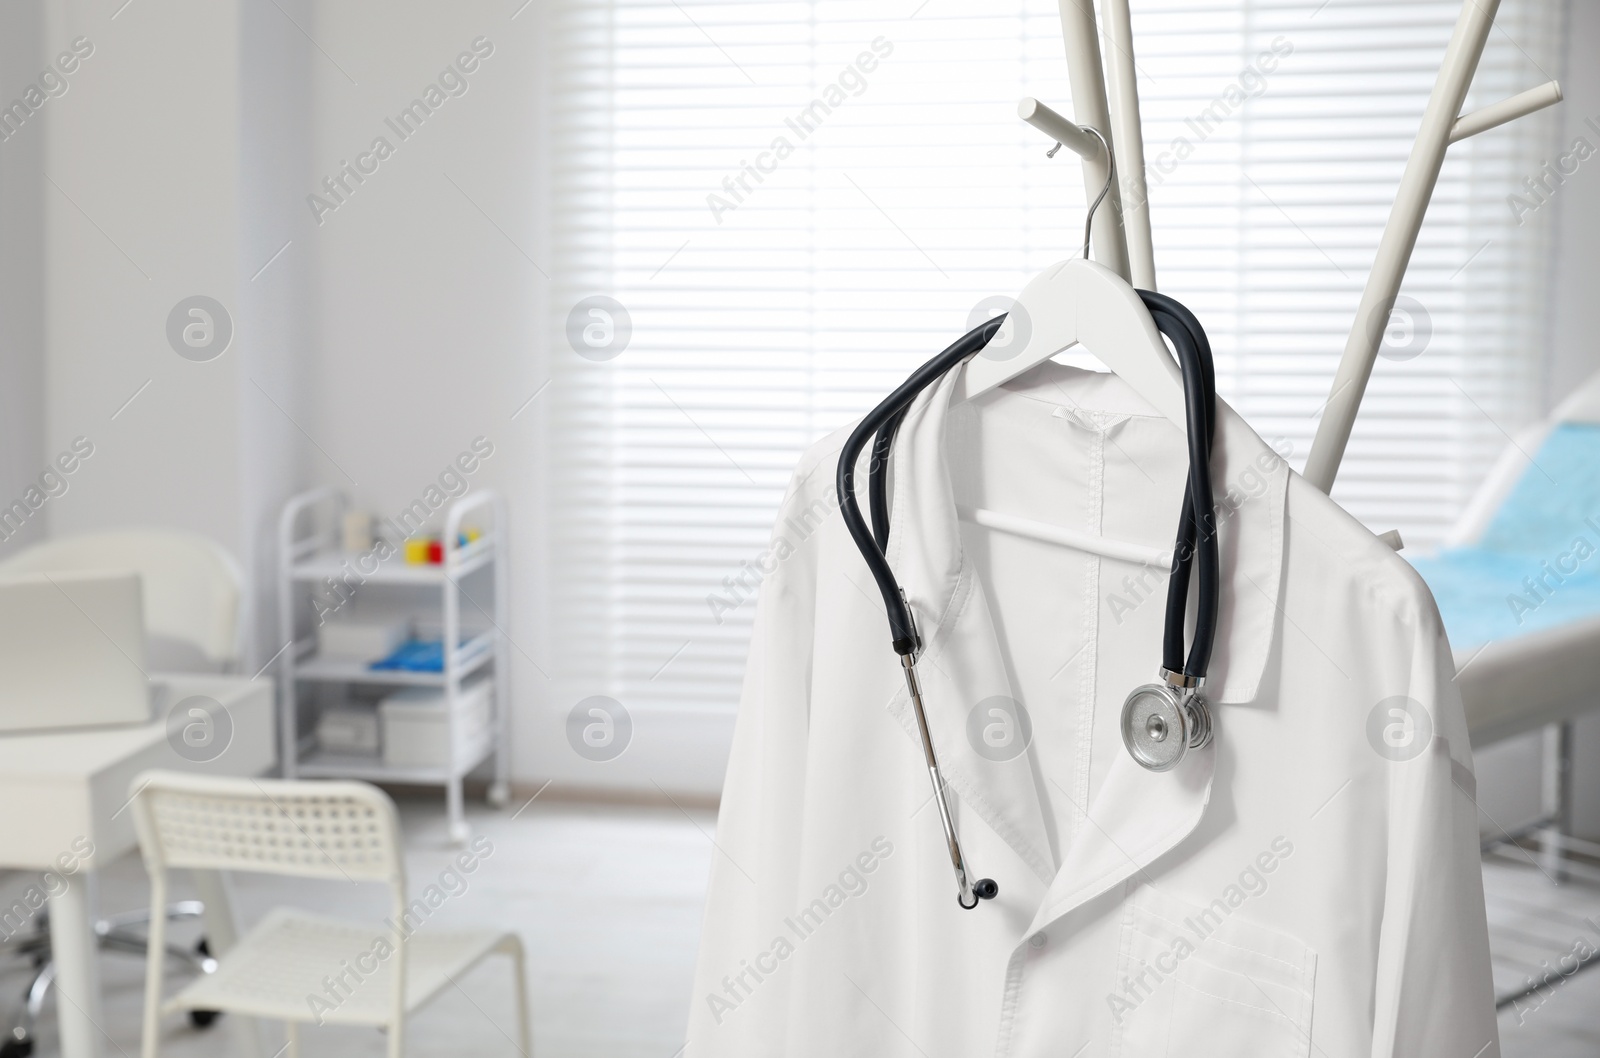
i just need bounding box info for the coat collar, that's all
[876,360,1289,923]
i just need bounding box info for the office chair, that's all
[0,529,243,1057]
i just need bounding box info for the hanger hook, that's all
[1077,126,1115,261]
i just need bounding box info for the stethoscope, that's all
[835,287,1220,910]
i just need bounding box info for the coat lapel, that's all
[1027,742,1215,934]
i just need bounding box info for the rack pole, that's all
[1302,0,1502,493]
[1055,0,1130,280]
[1100,0,1156,289]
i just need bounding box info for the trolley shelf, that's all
[289,534,497,584]
[292,631,496,686]
[295,741,495,785]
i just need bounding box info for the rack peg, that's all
[1018,97,1104,162]
[1450,80,1563,143]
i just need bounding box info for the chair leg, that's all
[447,776,469,846]
[285,1020,300,1058]
[96,900,206,934]
[1541,720,1575,881]
[7,960,56,1052]
[141,876,169,1058]
[190,871,239,956]
[387,1014,405,1058]
[228,1002,265,1058]
[510,943,532,1056]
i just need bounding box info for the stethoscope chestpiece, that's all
[1120,671,1213,773]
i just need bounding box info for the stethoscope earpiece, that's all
[960,878,999,909]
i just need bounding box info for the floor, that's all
[3,793,717,1058]
[3,793,1596,1056]
[1486,840,1600,1056]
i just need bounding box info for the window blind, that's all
[547,0,1565,719]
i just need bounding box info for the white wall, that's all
[42,0,246,553]
[239,0,315,666]
[1544,2,1600,405]
[300,1,567,788]
[31,0,310,672]
[0,0,48,549]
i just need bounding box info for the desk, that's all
[0,675,275,1058]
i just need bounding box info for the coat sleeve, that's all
[1370,589,1500,1057]
[684,463,826,1055]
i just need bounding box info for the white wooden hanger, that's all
[950,100,1189,562]
[954,256,1184,427]
[950,257,1187,563]
[954,101,1183,421]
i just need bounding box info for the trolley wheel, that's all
[487,781,511,809]
[0,1034,34,1058]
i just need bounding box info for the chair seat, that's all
[166,907,515,1027]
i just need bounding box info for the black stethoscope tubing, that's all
[838,316,1007,657]
[1144,291,1219,679]
[834,291,1221,908]
[841,294,1218,676]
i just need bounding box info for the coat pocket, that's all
[1109,888,1316,1058]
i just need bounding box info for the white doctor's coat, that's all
[688,363,1497,1057]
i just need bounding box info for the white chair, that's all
[0,528,243,671]
[129,771,531,1058]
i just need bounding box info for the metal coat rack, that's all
[1025,0,1562,494]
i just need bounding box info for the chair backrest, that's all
[129,771,404,890]
[0,529,242,670]
[0,571,152,733]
